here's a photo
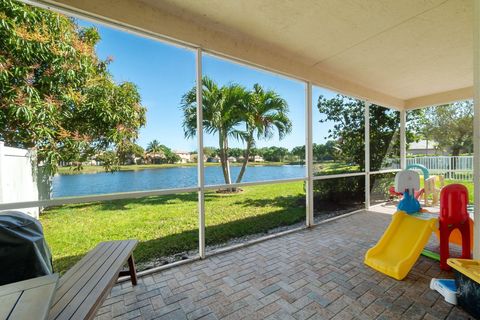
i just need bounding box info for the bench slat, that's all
[51,242,117,308]
[49,241,123,319]
[71,241,136,320]
[50,240,137,320]
[56,242,110,287]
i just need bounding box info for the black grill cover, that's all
[0,211,53,285]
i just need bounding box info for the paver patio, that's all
[95,209,471,320]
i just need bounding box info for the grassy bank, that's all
[41,182,305,273]
[57,162,289,175]
[57,161,359,175]
[444,179,473,203]
[419,178,474,203]
[313,162,361,175]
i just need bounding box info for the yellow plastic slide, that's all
[364,211,437,280]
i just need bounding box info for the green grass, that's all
[57,162,288,175]
[444,179,473,203]
[43,165,475,274]
[313,162,361,175]
[40,182,305,273]
[381,175,474,204]
[418,177,474,203]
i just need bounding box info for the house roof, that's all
[408,140,438,150]
[38,0,473,110]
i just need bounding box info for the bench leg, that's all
[128,255,138,286]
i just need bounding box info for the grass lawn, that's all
[444,179,473,203]
[41,182,305,273]
[418,177,474,203]
[314,162,361,175]
[381,175,474,205]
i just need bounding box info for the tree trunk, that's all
[218,132,232,188]
[450,147,461,179]
[225,155,232,185]
[218,134,228,183]
[224,138,233,190]
[236,139,252,183]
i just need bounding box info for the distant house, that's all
[131,156,145,165]
[84,159,98,166]
[145,151,166,164]
[207,156,221,163]
[253,155,264,162]
[189,153,207,163]
[174,150,191,163]
[408,140,442,155]
[227,156,236,163]
[123,154,144,165]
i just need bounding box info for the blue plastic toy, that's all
[406,163,429,179]
[397,190,421,214]
[395,170,422,214]
[430,278,457,305]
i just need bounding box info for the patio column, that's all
[474,0,480,259]
[400,110,406,170]
[0,142,3,205]
[196,48,206,259]
[365,102,370,210]
[305,82,314,226]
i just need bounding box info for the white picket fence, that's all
[406,156,473,181]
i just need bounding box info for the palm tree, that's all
[236,84,292,183]
[181,77,247,186]
[181,78,292,188]
[146,139,162,164]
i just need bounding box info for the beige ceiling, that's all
[34,0,474,109]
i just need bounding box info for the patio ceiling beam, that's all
[404,87,474,110]
[25,0,405,110]
[473,0,480,259]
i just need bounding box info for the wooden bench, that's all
[48,240,138,320]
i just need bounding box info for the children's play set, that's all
[364,168,479,318]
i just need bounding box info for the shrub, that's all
[313,176,365,206]
[311,171,395,208]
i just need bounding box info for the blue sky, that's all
[79,20,337,151]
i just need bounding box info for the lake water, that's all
[52,165,306,198]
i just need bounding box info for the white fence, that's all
[0,142,40,218]
[406,156,473,181]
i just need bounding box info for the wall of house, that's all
[407,149,442,156]
[0,142,40,218]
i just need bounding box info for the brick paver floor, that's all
[95,210,472,320]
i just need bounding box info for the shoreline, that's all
[57,162,304,175]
